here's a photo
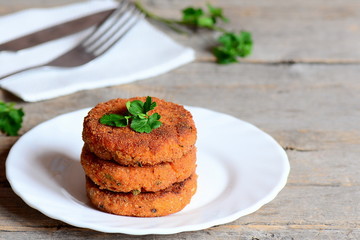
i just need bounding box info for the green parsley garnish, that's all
[0,101,24,136]
[134,1,252,64]
[181,4,228,28]
[99,114,130,127]
[213,31,253,64]
[99,96,162,133]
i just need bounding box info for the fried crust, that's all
[82,97,197,166]
[81,144,197,192]
[86,173,197,217]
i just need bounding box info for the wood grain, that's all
[1,0,360,239]
[137,0,360,62]
[2,0,360,62]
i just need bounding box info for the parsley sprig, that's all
[99,97,162,133]
[134,1,253,64]
[213,31,253,64]
[0,101,25,136]
[181,4,228,30]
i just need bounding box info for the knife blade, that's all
[0,8,115,51]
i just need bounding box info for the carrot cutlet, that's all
[81,144,197,193]
[86,173,197,217]
[82,97,197,166]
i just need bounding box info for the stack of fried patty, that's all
[81,97,197,217]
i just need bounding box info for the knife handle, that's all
[0,9,115,51]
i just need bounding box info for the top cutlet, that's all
[82,97,197,166]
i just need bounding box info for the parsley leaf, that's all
[148,113,162,129]
[99,97,162,133]
[130,112,162,134]
[131,116,152,133]
[213,31,253,64]
[181,5,227,28]
[182,7,204,26]
[143,96,157,113]
[126,100,144,116]
[99,114,129,127]
[197,16,215,28]
[0,101,25,136]
[207,4,229,23]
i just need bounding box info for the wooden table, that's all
[1,0,359,239]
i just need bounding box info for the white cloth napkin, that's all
[0,0,195,102]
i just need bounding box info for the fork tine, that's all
[81,1,130,47]
[89,10,144,56]
[85,5,138,53]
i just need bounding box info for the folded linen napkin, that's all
[0,0,195,102]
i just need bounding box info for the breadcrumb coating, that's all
[86,174,197,217]
[82,97,197,166]
[81,144,197,192]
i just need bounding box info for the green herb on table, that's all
[0,101,24,136]
[181,4,228,29]
[134,1,253,64]
[99,96,162,133]
[213,31,253,64]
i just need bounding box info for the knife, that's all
[0,8,115,51]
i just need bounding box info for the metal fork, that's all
[1,1,144,79]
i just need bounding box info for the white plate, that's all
[6,106,289,235]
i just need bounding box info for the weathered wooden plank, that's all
[1,0,360,61]
[1,62,360,239]
[1,185,359,239]
[138,0,360,61]
[2,62,360,137]
[0,228,359,240]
